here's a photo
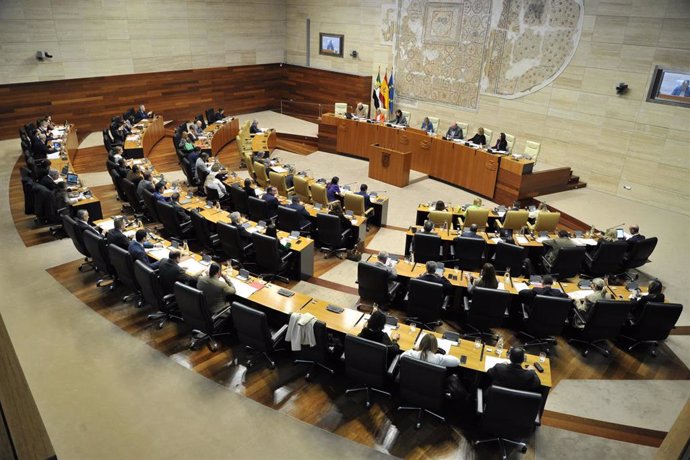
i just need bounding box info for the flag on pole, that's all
[372,68,381,110]
[388,71,394,114]
[380,69,389,109]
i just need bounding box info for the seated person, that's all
[262,186,280,218]
[126,164,143,186]
[402,334,468,400]
[626,224,644,247]
[358,309,400,363]
[572,278,611,328]
[328,201,353,238]
[373,250,397,289]
[135,104,151,121]
[170,192,191,224]
[421,219,435,233]
[178,131,196,154]
[461,223,482,239]
[357,184,373,210]
[355,102,368,118]
[326,176,341,202]
[249,119,261,134]
[74,209,101,236]
[39,169,60,191]
[543,230,576,265]
[445,122,463,140]
[466,197,482,210]
[204,164,229,200]
[468,127,487,146]
[287,195,311,229]
[466,262,499,294]
[518,274,568,313]
[492,132,508,151]
[136,170,154,199]
[196,263,235,319]
[53,181,77,210]
[417,260,453,296]
[243,177,257,198]
[392,109,408,126]
[629,279,664,321]
[528,201,549,220]
[195,152,210,183]
[421,117,435,133]
[152,181,169,203]
[191,120,205,137]
[229,212,252,244]
[158,249,197,295]
[374,108,386,123]
[434,200,446,211]
[106,217,131,250]
[128,229,159,269]
[211,108,225,123]
[108,146,124,163]
[114,158,129,179]
[486,347,541,392]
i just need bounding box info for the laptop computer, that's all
[66,173,79,185]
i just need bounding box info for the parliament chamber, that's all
[1,2,689,460]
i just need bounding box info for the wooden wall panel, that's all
[0,64,370,141]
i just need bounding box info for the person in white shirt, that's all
[204,163,227,199]
[402,333,459,367]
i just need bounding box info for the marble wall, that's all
[285,0,690,215]
[0,0,286,84]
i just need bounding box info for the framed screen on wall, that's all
[319,33,344,58]
[647,66,690,108]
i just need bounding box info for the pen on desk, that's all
[479,343,485,361]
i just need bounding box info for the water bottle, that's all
[183,240,189,255]
[504,267,511,288]
[496,336,504,356]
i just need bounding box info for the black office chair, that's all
[19,167,34,214]
[405,279,447,330]
[451,236,486,270]
[231,301,288,369]
[622,237,658,275]
[180,157,199,189]
[542,246,586,280]
[293,318,334,380]
[62,214,94,272]
[247,196,274,223]
[463,287,511,343]
[141,189,161,223]
[190,210,222,257]
[121,178,146,219]
[316,213,351,258]
[217,222,254,267]
[357,261,400,308]
[82,230,116,288]
[277,205,311,234]
[230,186,250,216]
[568,300,632,357]
[205,108,215,124]
[32,182,56,225]
[156,200,194,242]
[519,295,573,353]
[398,356,448,429]
[620,302,683,356]
[492,241,526,274]
[133,260,180,329]
[175,282,230,352]
[413,233,442,263]
[108,244,142,305]
[475,386,542,459]
[585,241,628,277]
[344,335,393,408]
[108,167,129,206]
[252,233,292,283]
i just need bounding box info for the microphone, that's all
[605,222,625,231]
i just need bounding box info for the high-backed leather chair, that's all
[254,162,269,188]
[190,210,221,256]
[568,300,632,357]
[519,295,573,353]
[231,301,288,369]
[413,232,442,263]
[357,261,400,308]
[252,233,292,282]
[461,208,490,230]
[316,213,351,258]
[585,241,628,277]
[496,210,529,231]
[82,230,115,288]
[269,171,294,196]
[620,302,683,356]
[108,244,141,305]
[405,279,448,329]
[134,260,179,329]
[292,318,334,380]
[464,287,510,342]
[543,246,586,280]
[156,200,194,242]
[344,335,392,408]
[62,214,94,272]
[293,175,312,204]
[175,281,230,352]
[344,193,373,217]
[622,237,657,273]
[451,236,487,271]
[230,185,250,216]
[398,355,447,429]
[492,241,526,273]
[428,210,453,229]
[217,222,254,266]
[528,212,560,232]
[277,205,311,234]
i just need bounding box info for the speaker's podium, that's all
[368,143,412,187]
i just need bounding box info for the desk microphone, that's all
[605,222,625,230]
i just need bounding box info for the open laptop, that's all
[66,173,79,185]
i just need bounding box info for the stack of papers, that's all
[490,237,503,243]
[515,235,529,245]
[98,219,115,232]
[145,248,170,259]
[232,281,260,299]
[568,290,592,300]
[271,166,287,173]
[536,236,550,243]
[571,237,598,246]
[47,152,61,160]
[513,282,529,291]
[484,355,510,371]
[178,258,208,277]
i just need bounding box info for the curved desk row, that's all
[124,116,165,159]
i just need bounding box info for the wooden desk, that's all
[252,129,277,153]
[349,320,421,352]
[196,117,239,156]
[124,116,165,159]
[249,283,312,314]
[300,300,364,334]
[369,143,412,187]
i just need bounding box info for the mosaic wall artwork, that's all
[381,3,397,45]
[391,0,583,108]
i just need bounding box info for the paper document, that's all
[246,226,260,233]
[536,236,550,243]
[568,290,592,300]
[123,230,136,238]
[178,258,208,277]
[271,166,287,174]
[484,355,511,371]
[98,219,115,232]
[515,235,529,245]
[513,282,529,292]
[145,248,170,259]
[47,152,61,160]
[572,238,598,246]
[490,237,503,243]
[383,324,399,335]
[232,280,259,299]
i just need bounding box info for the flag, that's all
[380,69,389,109]
[388,71,394,114]
[372,68,381,110]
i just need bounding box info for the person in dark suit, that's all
[229,212,252,245]
[461,223,483,239]
[243,177,257,198]
[417,260,453,296]
[328,201,354,243]
[626,224,644,248]
[211,108,225,123]
[136,171,154,199]
[357,184,372,210]
[468,127,487,146]
[196,263,235,317]
[250,119,260,134]
[152,181,169,202]
[629,279,665,321]
[114,158,129,179]
[31,132,52,159]
[421,117,435,133]
[106,217,131,250]
[287,195,311,229]
[170,193,191,224]
[39,169,59,191]
[392,109,407,126]
[543,230,576,265]
[372,251,397,290]
[128,229,159,269]
[518,275,568,313]
[358,309,400,364]
[158,249,197,295]
[262,186,280,218]
[492,132,508,151]
[134,104,150,121]
[126,165,143,187]
[486,347,541,392]
[445,122,463,140]
[74,209,101,236]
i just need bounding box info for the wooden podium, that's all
[369,143,411,187]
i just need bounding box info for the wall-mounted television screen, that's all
[319,33,344,58]
[647,66,690,108]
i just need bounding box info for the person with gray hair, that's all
[373,250,397,288]
[422,220,435,233]
[229,211,252,244]
[573,277,612,328]
[417,260,453,296]
[39,168,60,190]
[287,195,311,229]
[460,223,482,239]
